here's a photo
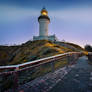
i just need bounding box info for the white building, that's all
[33,8,58,42]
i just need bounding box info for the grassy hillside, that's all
[54,41,84,51]
[0,40,84,66]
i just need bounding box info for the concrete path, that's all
[50,56,92,92]
[17,60,74,92]
[18,67,71,92]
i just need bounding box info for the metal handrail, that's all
[0,52,81,70]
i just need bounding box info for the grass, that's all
[0,40,84,66]
[18,57,68,85]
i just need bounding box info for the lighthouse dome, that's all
[38,8,50,22]
[41,8,48,16]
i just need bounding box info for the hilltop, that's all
[0,40,84,66]
[54,41,84,51]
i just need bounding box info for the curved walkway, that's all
[50,56,92,92]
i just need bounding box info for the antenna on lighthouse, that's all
[42,6,46,9]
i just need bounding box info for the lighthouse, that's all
[33,8,57,41]
[38,8,50,36]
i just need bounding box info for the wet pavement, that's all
[50,56,92,92]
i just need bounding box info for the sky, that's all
[0,0,92,47]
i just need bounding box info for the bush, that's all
[85,45,92,52]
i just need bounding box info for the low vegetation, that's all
[85,44,92,52]
[0,40,84,66]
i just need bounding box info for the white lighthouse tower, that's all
[33,8,57,41]
[38,8,50,37]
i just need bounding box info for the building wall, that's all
[33,35,58,42]
[39,19,49,36]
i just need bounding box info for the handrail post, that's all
[51,58,55,72]
[13,67,19,92]
[66,54,70,69]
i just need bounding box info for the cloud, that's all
[49,7,92,24]
[0,4,92,25]
[0,5,39,23]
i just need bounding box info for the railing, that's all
[0,52,83,92]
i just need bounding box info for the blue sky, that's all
[0,0,92,47]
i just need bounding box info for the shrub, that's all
[85,45,92,52]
